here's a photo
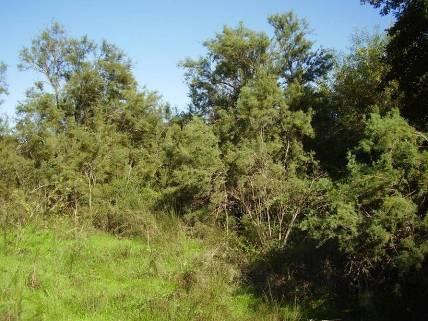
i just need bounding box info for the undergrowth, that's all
[0,214,304,321]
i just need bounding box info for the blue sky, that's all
[0,0,393,116]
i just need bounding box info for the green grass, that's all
[0,216,304,321]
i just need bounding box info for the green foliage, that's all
[305,110,428,273]
[181,12,333,118]
[181,23,270,117]
[181,14,332,249]
[310,31,397,175]
[0,220,305,321]
[362,0,428,130]
[302,110,428,318]
[214,71,325,249]
[361,0,410,15]
[11,22,168,229]
[385,0,428,130]
[18,22,97,108]
[268,13,333,85]
[159,117,223,213]
[1,8,427,320]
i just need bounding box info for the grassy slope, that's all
[0,217,302,321]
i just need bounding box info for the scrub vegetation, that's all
[0,1,427,320]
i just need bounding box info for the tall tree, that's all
[181,23,270,117]
[181,12,333,119]
[362,0,428,129]
[15,23,166,221]
[310,32,397,175]
[182,13,333,249]
[19,22,96,107]
[268,13,333,86]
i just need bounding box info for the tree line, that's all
[0,0,427,319]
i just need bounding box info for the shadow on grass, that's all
[242,234,428,321]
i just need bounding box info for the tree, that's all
[15,22,166,225]
[303,110,428,319]
[268,13,333,86]
[361,0,410,15]
[181,23,270,117]
[19,22,96,107]
[362,0,428,130]
[306,110,428,273]
[385,0,428,129]
[18,22,140,126]
[310,32,397,175]
[179,13,335,249]
[181,12,333,119]
[159,117,223,213]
